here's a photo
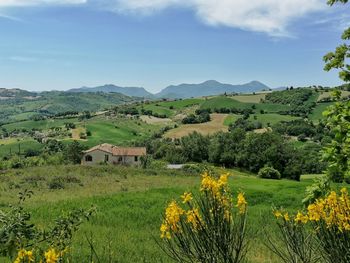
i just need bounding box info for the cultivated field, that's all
[231,93,266,103]
[164,113,228,138]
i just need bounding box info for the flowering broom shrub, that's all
[269,188,350,263]
[159,172,249,263]
[0,189,95,263]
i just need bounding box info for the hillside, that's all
[155,80,270,98]
[68,84,154,98]
[0,91,141,124]
[0,88,37,99]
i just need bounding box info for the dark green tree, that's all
[64,141,86,164]
[322,0,350,183]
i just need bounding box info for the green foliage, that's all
[0,189,95,261]
[180,132,210,162]
[258,166,281,180]
[64,141,87,164]
[266,213,319,263]
[182,112,211,124]
[159,173,249,263]
[322,92,350,182]
[302,175,331,206]
[273,119,317,137]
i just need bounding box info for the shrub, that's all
[0,190,95,262]
[159,173,249,263]
[258,166,281,180]
[269,188,350,263]
[48,177,65,189]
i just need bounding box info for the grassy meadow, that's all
[0,165,347,262]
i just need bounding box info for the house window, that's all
[85,155,93,162]
[105,154,109,162]
[118,156,123,162]
[134,156,138,162]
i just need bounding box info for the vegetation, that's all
[160,173,248,263]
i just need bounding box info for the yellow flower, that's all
[45,248,59,263]
[294,211,308,224]
[273,210,283,219]
[283,212,290,221]
[186,208,202,229]
[14,249,34,263]
[236,192,247,214]
[160,223,171,239]
[181,192,193,204]
[160,200,185,239]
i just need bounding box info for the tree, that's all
[322,0,350,183]
[181,132,210,162]
[64,141,86,164]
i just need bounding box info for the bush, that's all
[48,177,65,189]
[159,173,249,263]
[258,166,281,180]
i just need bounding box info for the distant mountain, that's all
[68,84,154,98]
[155,80,270,99]
[0,88,37,99]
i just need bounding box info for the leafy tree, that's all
[181,132,210,162]
[64,141,86,164]
[322,0,350,183]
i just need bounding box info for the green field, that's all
[0,165,347,263]
[308,102,332,122]
[156,98,203,109]
[200,96,291,113]
[248,113,300,126]
[0,138,43,158]
[223,114,240,126]
[83,117,163,147]
[231,93,267,103]
[2,118,79,132]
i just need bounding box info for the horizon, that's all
[0,1,347,92]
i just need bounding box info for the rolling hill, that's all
[68,84,154,98]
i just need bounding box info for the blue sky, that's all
[0,0,348,93]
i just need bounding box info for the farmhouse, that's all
[81,143,146,166]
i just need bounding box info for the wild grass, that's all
[1,165,347,262]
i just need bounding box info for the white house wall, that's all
[82,150,142,166]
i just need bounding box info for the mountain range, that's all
[68,80,270,99]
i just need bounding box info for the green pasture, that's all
[0,165,347,263]
[0,138,43,158]
[223,114,240,126]
[140,104,175,117]
[84,117,161,147]
[231,93,266,103]
[2,118,79,132]
[308,102,332,122]
[249,113,300,126]
[200,96,291,113]
[156,98,203,109]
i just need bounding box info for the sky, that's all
[0,0,348,93]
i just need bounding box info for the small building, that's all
[81,143,146,166]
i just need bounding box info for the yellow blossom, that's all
[14,249,34,263]
[273,210,283,219]
[236,192,247,214]
[44,248,59,263]
[294,211,308,224]
[186,208,202,229]
[181,192,193,204]
[283,212,290,221]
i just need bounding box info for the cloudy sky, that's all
[0,0,348,92]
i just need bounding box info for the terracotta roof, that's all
[84,143,146,156]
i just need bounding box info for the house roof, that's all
[84,143,146,156]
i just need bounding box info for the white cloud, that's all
[0,0,329,36]
[106,0,327,36]
[0,0,86,7]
